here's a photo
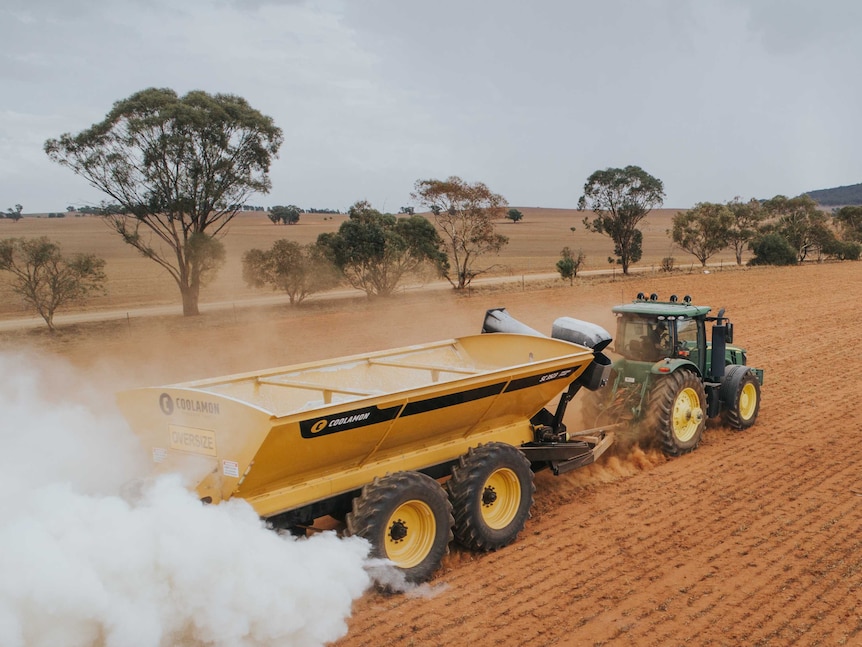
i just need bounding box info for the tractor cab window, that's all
[615,316,672,361]
[675,318,697,344]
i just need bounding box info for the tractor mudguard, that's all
[649,358,701,377]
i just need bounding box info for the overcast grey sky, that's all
[2,0,860,212]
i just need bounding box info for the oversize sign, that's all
[168,424,218,457]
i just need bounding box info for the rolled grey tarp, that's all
[551,317,612,352]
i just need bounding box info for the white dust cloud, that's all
[0,352,372,647]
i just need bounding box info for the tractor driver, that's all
[645,322,671,357]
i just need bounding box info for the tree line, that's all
[0,174,509,328]
[1,87,858,331]
[243,178,507,303]
[670,196,862,268]
[562,166,861,282]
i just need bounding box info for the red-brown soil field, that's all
[2,211,861,646]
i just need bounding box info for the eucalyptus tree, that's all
[412,176,508,289]
[45,87,283,315]
[671,202,733,267]
[316,201,447,297]
[725,197,766,265]
[834,205,862,243]
[242,239,338,305]
[762,195,828,264]
[578,165,665,274]
[0,237,106,331]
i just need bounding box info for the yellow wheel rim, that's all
[672,387,704,443]
[480,468,521,530]
[739,382,758,420]
[384,500,436,568]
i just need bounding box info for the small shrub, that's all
[822,239,862,261]
[556,247,585,285]
[748,233,797,266]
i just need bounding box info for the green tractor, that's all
[585,292,764,456]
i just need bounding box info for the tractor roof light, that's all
[670,294,678,302]
[683,295,692,304]
[650,293,658,301]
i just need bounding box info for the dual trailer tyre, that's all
[647,370,707,457]
[345,444,535,582]
[346,471,453,584]
[721,365,761,430]
[446,443,535,552]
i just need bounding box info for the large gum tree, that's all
[45,87,283,315]
[578,165,665,275]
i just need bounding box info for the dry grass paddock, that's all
[0,208,742,320]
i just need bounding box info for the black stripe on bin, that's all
[401,382,506,417]
[504,366,579,392]
[299,404,401,438]
[298,371,573,440]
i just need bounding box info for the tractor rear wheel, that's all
[447,443,535,552]
[346,471,453,583]
[721,365,761,430]
[646,370,707,456]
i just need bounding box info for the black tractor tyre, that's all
[721,365,761,430]
[646,370,707,457]
[346,471,453,584]
[446,443,535,552]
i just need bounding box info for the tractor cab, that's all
[612,293,735,379]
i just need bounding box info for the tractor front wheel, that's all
[447,443,535,552]
[646,370,707,456]
[721,365,761,430]
[346,471,453,583]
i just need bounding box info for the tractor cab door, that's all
[674,316,706,374]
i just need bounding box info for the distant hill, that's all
[805,182,862,206]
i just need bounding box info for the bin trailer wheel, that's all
[646,370,707,456]
[721,365,761,430]
[447,442,535,552]
[346,471,453,583]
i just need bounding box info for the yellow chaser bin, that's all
[117,309,615,583]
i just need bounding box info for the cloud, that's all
[227,0,309,9]
[1,0,861,212]
[736,0,862,54]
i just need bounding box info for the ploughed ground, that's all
[6,262,861,646]
[331,264,862,647]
